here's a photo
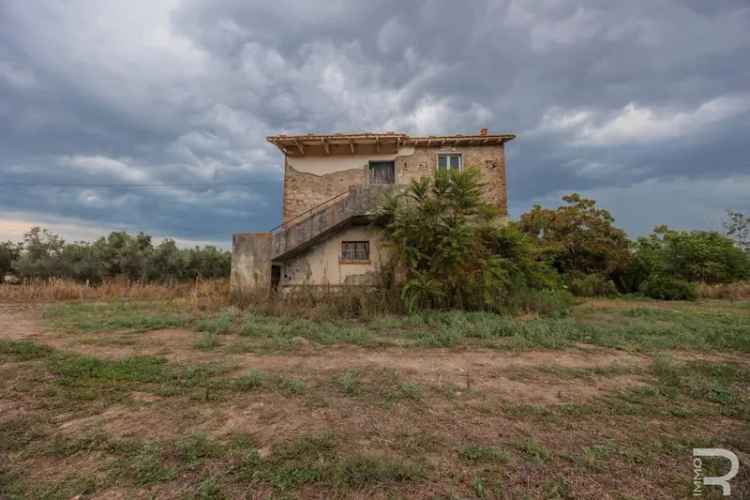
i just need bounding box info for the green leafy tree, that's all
[517,193,632,291]
[183,246,232,280]
[724,210,749,252]
[379,168,559,312]
[60,242,106,283]
[0,241,21,277]
[633,225,749,284]
[92,231,153,281]
[12,227,67,280]
[146,239,184,283]
[9,227,231,283]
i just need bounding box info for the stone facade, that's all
[231,132,513,293]
[283,143,508,223]
[394,144,508,216]
[283,161,365,222]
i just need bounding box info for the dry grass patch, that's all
[697,280,750,300]
[0,278,230,308]
[1,298,749,498]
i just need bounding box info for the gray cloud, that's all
[1,0,749,246]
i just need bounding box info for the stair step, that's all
[271,185,397,261]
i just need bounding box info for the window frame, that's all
[340,240,371,264]
[368,160,396,185]
[436,152,463,173]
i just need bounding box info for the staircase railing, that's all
[270,185,399,260]
[269,190,351,236]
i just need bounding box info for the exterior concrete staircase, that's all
[270,184,397,261]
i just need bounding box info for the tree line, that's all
[379,169,750,310]
[3,175,748,298]
[0,227,231,284]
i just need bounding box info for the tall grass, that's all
[697,281,750,300]
[0,278,230,309]
[2,276,573,321]
[233,285,574,321]
[233,285,404,320]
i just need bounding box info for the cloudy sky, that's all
[2,0,749,248]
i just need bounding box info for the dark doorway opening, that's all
[271,265,281,291]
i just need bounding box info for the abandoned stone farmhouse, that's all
[230,130,515,294]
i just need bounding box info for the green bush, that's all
[564,272,618,297]
[503,288,576,317]
[617,252,653,294]
[634,226,749,285]
[0,241,21,277]
[378,169,563,315]
[641,276,698,301]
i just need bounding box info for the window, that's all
[437,153,462,172]
[369,161,395,184]
[341,241,370,262]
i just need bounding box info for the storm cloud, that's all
[1,0,749,246]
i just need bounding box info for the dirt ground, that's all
[0,303,650,406]
[1,302,748,499]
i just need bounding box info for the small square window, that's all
[341,241,370,262]
[437,153,462,172]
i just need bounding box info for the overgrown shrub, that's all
[564,272,618,297]
[502,288,576,317]
[641,276,697,301]
[617,251,653,294]
[378,169,564,315]
[634,226,749,285]
[0,241,21,277]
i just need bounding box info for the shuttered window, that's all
[341,241,370,262]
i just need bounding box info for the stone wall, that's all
[395,144,508,215]
[282,143,508,223]
[283,161,366,222]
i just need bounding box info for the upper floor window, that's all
[438,153,462,172]
[369,161,395,184]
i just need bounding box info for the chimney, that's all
[479,128,488,136]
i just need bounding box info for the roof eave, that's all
[266,132,516,155]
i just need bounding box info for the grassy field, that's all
[0,296,748,499]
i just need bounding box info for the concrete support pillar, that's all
[230,232,272,296]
